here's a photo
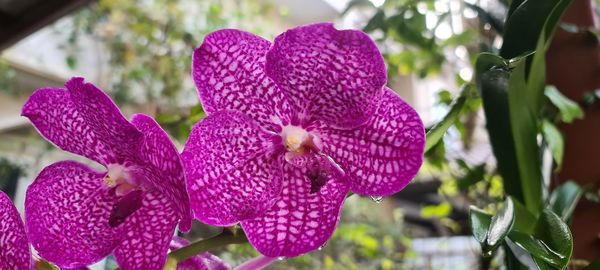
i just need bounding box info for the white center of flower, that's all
[281,125,311,153]
[103,164,137,196]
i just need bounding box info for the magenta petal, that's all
[320,89,425,196]
[22,78,142,165]
[25,161,123,268]
[130,114,192,232]
[193,29,291,128]
[182,111,282,226]
[0,191,31,270]
[113,191,178,270]
[241,163,349,257]
[169,237,230,270]
[266,23,386,129]
[233,256,277,270]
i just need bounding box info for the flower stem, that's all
[166,231,248,266]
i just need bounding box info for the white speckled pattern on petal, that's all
[113,190,178,270]
[25,161,124,268]
[319,89,425,196]
[241,162,349,257]
[22,78,142,166]
[130,114,192,232]
[182,111,282,226]
[0,191,31,270]
[193,29,291,129]
[266,23,386,129]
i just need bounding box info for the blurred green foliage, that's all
[0,157,23,199]
[64,0,279,141]
[0,59,18,96]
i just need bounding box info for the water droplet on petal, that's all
[277,256,286,261]
[371,196,383,204]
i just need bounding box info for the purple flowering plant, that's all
[183,22,425,257]
[21,78,192,269]
[3,22,424,269]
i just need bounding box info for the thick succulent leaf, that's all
[509,230,565,269]
[501,0,572,59]
[508,61,543,213]
[549,181,583,221]
[485,197,515,252]
[477,62,525,203]
[469,206,492,245]
[533,209,573,269]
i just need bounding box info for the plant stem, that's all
[116,231,248,270]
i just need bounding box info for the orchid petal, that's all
[22,78,142,165]
[113,191,178,270]
[266,23,386,129]
[130,114,192,232]
[241,162,349,257]
[25,161,123,268]
[233,256,277,270]
[169,237,230,270]
[0,191,31,270]
[320,89,425,196]
[193,29,291,129]
[182,111,282,226]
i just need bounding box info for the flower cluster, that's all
[2,22,424,269]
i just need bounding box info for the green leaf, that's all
[478,64,525,203]
[421,202,452,218]
[485,197,515,252]
[534,209,573,269]
[508,60,543,214]
[509,231,565,269]
[545,86,584,123]
[469,206,492,245]
[512,198,536,234]
[501,0,573,59]
[425,84,472,153]
[541,120,564,170]
[549,181,583,221]
[363,9,386,32]
[457,164,486,190]
[66,55,77,70]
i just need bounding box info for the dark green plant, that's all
[0,157,23,199]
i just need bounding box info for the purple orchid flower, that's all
[183,23,425,257]
[21,77,192,270]
[0,191,31,269]
[169,237,230,270]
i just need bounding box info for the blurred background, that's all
[0,0,597,269]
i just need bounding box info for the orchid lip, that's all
[280,125,322,154]
[103,163,139,196]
